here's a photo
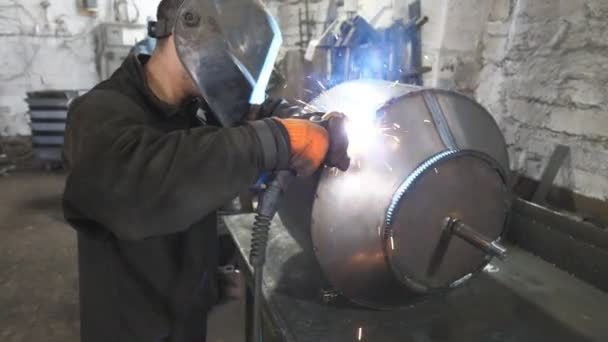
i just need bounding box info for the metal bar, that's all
[512,197,608,250]
[408,0,423,85]
[298,8,303,48]
[532,144,570,204]
[427,218,457,276]
[509,209,608,293]
[415,16,429,29]
[428,217,507,276]
[453,221,507,259]
[304,0,312,44]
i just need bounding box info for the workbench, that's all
[222,214,608,342]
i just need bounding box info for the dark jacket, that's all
[63,54,280,342]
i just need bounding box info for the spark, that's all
[434,168,439,174]
[484,264,500,273]
[390,236,395,250]
[384,162,393,172]
[357,327,363,341]
[393,123,401,129]
[317,81,327,90]
[294,99,321,113]
[424,119,431,124]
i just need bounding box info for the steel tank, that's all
[279,80,511,309]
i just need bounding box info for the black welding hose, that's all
[249,171,294,342]
[250,213,271,342]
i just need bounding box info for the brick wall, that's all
[476,0,608,200]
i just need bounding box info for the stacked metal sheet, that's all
[26,90,79,163]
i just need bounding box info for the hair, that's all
[155,0,183,48]
[156,0,183,21]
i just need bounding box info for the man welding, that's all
[62,0,349,341]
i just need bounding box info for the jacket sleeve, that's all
[63,90,282,241]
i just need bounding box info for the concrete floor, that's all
[0,171,244,342]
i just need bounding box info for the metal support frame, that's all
[406,0,424,85]
[314,0,429,87]
[532,144,570,205]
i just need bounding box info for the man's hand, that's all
[274,118,329,177]
[273,113,350,177]
[319,112,350,172]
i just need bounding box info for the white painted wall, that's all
[0,0,160,136]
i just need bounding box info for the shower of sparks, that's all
[384,134,401,144]
[294,98,322,114]
[345,119,379,157]
[357,327,363,341]
[295,99,309,106]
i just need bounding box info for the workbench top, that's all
[223,214,607,342]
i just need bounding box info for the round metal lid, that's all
[384,151,509,292]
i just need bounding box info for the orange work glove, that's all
[274,118,329,177]
[319,112,350,172]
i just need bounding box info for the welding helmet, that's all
[150,0,282,127]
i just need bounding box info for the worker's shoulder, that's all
[73,80,133,108]
[69,80,143,121]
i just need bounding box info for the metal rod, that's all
[304,0,312,44]
[452,220,507,259]
[415,16,429,29]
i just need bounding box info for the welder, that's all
[61,0,349,341]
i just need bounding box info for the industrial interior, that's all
[1,0,607,341]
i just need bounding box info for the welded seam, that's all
[385,150,460,234]
[423,91,458,151]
